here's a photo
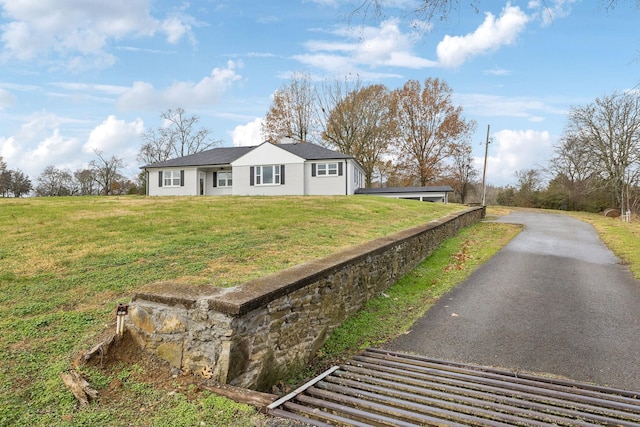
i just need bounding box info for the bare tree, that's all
[138,108,220,164]
[351,1,636,22]
[514,168,543,207]
[321,81,398,187]
[262,71,317,143]
[564,91,640,211]
[137,128,174,165]
[547,133,601,210]
[446,141,479,203]
[392,78,476,186]
[90,150,126,196]
[351,0,480,23]
[74,169,97,195]
[604,0,640,11]
[35,165,74,196]
[374,158,397,187]
[549,133,597,185]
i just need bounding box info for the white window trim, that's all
[218,171,232,187]
[316,162,338,177]
[255,165,281,186]
[163,170,181,187]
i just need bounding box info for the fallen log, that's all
[83,333,116,364]
[61,370,98,408]
[200,382,277,410]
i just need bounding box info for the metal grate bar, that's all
[268,348,640,426]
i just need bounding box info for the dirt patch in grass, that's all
[81,331,196,399]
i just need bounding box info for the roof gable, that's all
[231,141,305,166]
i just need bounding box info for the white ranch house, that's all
[142,139,366,197]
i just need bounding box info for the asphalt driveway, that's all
[384,211,640,391]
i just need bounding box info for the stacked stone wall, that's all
[127,207,484,390]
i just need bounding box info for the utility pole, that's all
[481,124,490,207]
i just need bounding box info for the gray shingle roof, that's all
[277,142,353,160]
[142,146,254,168]
[141,141,353,168]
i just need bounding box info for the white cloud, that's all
[437,4,529,68]
[0,136,17,159]
[0,112,146,180]
[483,67,512,76]
[1,112,84,178]
[162,16,191,44]
[0,0,196,69]
[232,118,263,147]
[295,19,437,76]
[83,116,144,165]
[117,61,242,111]
[478,129,553,185]
[528,0,577,26]
[50,82,129,96]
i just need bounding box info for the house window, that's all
[312,162,342,177]
[355,170,363,189]
[317,163,338,176]
[255,165,281,185]
[218,171,232,187]
[163,170,182,187]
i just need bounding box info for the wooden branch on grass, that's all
[61,370,98,408]
[200,382,277,410]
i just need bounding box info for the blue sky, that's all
[0,0,638,187]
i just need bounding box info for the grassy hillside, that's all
[0,195,466,426]
[4,198,636,426]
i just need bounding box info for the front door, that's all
[199,173,205,195]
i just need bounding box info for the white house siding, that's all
[305,160,348,195]
[348,161,365,195]
[231,143,306,196]
[207,168,234,196]
[147,167,199,196]
[231,164,305,196]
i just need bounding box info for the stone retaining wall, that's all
[127,206,484,391]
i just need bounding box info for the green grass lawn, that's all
[0,195,465,426]
[5,198,634,426]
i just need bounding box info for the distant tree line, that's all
[0,156,32,197]
[2,108,217,198]
[0,150,141,198]
[496,91,640,214]
[8,77,639,216]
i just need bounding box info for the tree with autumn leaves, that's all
[261,71,318,143]
[262,74,477,197]
[393,78,476,186]
[320,80,398,187]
